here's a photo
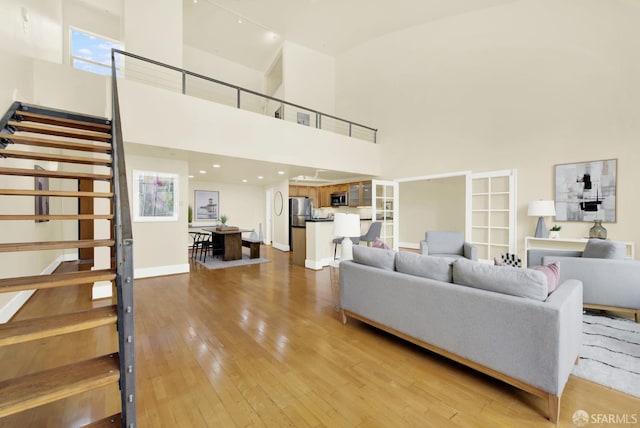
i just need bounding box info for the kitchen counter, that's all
[305,219,372,270]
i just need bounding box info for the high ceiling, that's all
[183,0,514,71]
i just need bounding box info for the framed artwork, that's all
[554,159,617,222]
[297,112,310,126]
[194,190,219,221]
[133,170,178,222]
[34,165,49,223]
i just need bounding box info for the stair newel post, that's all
[182,71,186,95]
[237,88,241,109]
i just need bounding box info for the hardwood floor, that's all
[1,246,638,427]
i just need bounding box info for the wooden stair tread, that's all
[0,134,111,153]
[0,353,120,418]
[82,413,122,427]
[15,111,111,133]
[0,149,112,166]
[0,189,113,198]
[0,214,114,221]
[0,305,117,347]
[0,239,115,253]
[0,269,115,293]
[0,167,112,181]
[7,121,111,142]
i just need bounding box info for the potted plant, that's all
[549,224,561,239]
[188,205,193,226]
[220,214,228,227]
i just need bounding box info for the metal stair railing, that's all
[111,51,137,428]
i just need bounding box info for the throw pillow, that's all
[395,251,455,283]
[372,238,390,250]
[531,262,560,295]
[582,239,625,259]
[494,257,507,266]
[352,245,396,271]
[452,258,548,301]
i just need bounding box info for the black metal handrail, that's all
[111,49,378,143]
[111,51,137,427]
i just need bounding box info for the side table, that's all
[329,259,341,312]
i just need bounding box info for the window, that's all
[70,27,122,76]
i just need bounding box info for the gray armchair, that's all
[419,231,477,261]
[528,239,639,322]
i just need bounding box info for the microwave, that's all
[331,192,348,207]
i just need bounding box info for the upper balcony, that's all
[114,50,381,180]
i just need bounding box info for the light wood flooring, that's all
[0,246,638,427]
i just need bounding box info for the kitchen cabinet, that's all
[289,185,318,207]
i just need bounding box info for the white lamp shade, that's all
[333,213,360,237]
[528,200,556,217]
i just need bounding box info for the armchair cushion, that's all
[425,231,464,255]
[582,239,626,259]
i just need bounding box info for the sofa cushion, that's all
[531,262,560,294]
[395,251,455,283]
[352,245,396,271]
[452,258,548,301]
[582,239,625,259]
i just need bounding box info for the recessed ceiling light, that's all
[277,171,285,175]
[199,170,206,174]
[212,164,221,168]
[242,179,248,183]
[188,175,194,178]
[237,17,243,24]
[257,176,264,180]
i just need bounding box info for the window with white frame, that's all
[70,27,122,76]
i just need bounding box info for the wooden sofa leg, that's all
[548,394,560,424]
[341,310,347,325]
[635,310,639,323]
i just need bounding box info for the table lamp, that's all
[528,200,556,238]
[333,213,360,260]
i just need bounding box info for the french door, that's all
[372,180,399,250]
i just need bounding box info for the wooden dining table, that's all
[202,228,251,261]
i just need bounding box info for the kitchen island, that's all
[305,218,371,270]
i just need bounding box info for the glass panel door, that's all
[372,180,399,250]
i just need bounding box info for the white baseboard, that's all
[0,253,76,323]
[134,263,190,279]
[305,257,333,270]
[272,242,290,252]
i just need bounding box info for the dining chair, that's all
[359,222,382,246]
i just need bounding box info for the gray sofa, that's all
[340,246,583,423]
[528,239,640,322]
[419,230,478,260]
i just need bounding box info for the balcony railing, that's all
[111,49,377,143]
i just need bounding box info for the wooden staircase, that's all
[0,103,136,426]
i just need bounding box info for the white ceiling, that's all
[183,0,515,71]
[125,143,371,186]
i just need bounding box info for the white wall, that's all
[336,0,640,258]
[126,154,189,278]
[189,180,266,234]
[283,41,335,115]
[123,0,182,67]
[399,177,466,247]
[0,0,63,63]
[270,180,290,251]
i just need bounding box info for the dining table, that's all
[202,228,251,261]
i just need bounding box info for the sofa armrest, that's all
[527,249,583,267]
[419,240,429,255]
[463,242,478,261]
[542,256,640,309]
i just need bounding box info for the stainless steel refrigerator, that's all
[289,197,312,250]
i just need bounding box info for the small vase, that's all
[589,220,607,239]
[549,231,560,239]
